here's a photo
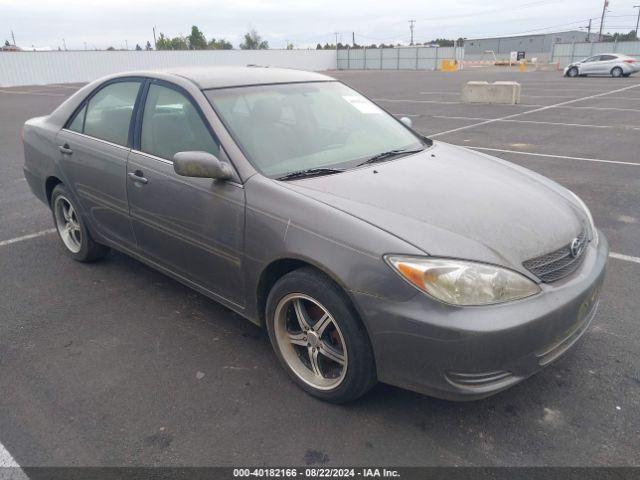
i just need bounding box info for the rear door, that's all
[126,80,246,307]
[57,79,142,248]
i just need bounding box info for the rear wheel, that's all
[266,267,376,403]
[567,66,579,77]
[51,184,110,262]
[611,67,623,78]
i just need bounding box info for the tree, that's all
[135,43,142,51]
[240,29,268,49]
[106,46,116,51]
[286,42,294,50]
[602,30,637,42]
[170,36,188,50]
[156,33,170,50]
[155,32,187,50]
[208,38,233,49]
[188,25,207,49]
[145,41,152,50]
[4,40,9,47]
[316,43,323,49]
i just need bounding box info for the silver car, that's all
[22,67,608,403]
[564,53,640,77]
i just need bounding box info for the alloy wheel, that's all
[273,293,348,390]
[54,195,82,253]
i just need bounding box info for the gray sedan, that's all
[23,67,608,403]
[564,53,640,77]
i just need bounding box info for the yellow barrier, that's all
[442,59,458,72]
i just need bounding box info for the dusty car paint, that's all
[23,67,608,400]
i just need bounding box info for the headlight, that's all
[385,256,540,306]
[568,191,598,246]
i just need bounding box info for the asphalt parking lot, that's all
[1,69,639,467]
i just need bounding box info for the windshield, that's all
[205,82,425,177]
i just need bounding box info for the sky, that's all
[2,0,640,50]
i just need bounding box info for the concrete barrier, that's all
[460,81,521,104]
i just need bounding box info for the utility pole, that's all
[125,39,129,50]
[634,6,640,40]
[334,32,339,48]
[585,18,592,41]
[153,26,157,49]
[62,38,67,51]
[598,0,609,42]
[11,30,16,45]
[408,19,415,46]
[352,31,355,47]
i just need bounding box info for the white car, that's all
[564,53,640,78]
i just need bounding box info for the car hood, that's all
[282,142,586,273]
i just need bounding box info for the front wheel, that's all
[266,267,376,403]
[566,66,579,77]
[611,67,623,78]
[51,184,110,262]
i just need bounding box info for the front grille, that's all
[523,230,588,283]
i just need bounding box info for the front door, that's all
[126,81,245,307]
[580,55,601,74]
[56,79,142,248]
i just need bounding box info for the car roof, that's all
[155,66,336,90]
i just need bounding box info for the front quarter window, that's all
[206,82,426,177]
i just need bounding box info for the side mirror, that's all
[400,116,413,128]
[173,151,233,180]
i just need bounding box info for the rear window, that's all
[66,81,141,146]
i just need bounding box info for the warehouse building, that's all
[464,30,600,61]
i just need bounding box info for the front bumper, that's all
[355,231,609,401]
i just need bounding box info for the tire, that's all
[566,67,579,78]
[266,267,376,403]
[611,67,623,78]
[51,184,110,262]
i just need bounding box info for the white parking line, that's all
[461,146,640,167]
[0,442,28,479]
[429,83,640,137]
[0,222,639,268]
[376,97,640,112]
[609,252,640,264]
[431,115,640,130]
[375,98,543,107]
[420,91,640,101]
[0,89,66,97]
[0,228,56,247]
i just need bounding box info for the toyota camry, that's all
[22,67,608,403]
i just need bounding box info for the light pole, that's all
[408,20,415,46]
[634,5,640,40]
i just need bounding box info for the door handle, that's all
[128,171,148,185]
[58,144,73,155]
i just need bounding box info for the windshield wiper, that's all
[275,167,345,181]
[357,147,425,167]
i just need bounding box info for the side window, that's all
[600,55,616,61]
[83,81,140,145]
[141,84,219,161]
[67,105,86,133]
